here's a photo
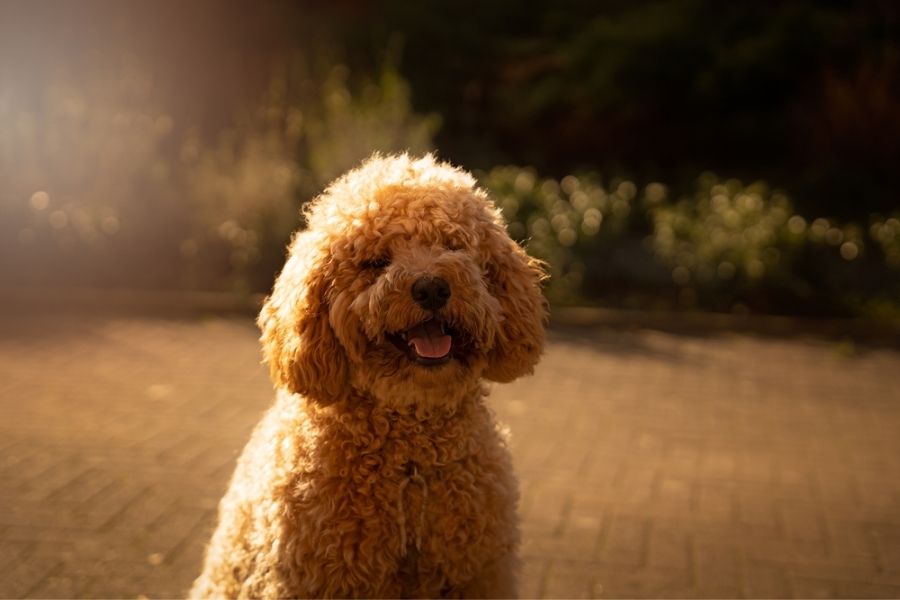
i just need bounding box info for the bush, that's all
[480,166,651,304]
[0,57,439,292]
[482,166,900,317]
[2,52,896,319]
[180,61,439,292]
[649,174,900,316]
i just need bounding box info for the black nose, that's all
[411,276,451,311]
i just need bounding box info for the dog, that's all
[190,153,547,598]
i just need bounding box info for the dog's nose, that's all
[411,276,451,311]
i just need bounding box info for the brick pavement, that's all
[1,312,900,598]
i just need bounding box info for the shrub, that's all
[480,166,647,304]
[483,166,900,317]
[649,174,900,315]
[0,57,439,292]
[160,59,440,292]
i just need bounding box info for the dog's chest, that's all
[285,406,516,595]
[363,448,511,593]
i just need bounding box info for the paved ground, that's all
[1,311,900,598]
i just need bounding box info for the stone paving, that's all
[1,311,900,598]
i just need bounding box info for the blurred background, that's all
[2,0,899,318]
[3,2,900,599]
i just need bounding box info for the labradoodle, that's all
[190,153,547,598]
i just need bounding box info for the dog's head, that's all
[258,154,548,406]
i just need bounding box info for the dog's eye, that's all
[362,256,391,271]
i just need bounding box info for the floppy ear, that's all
[257,231,349,404]
[482,219,549,382]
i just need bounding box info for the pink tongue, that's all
[407,321,452,358]
[409,334,452,358]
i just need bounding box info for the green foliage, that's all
[356,0,900,218]
[303,64,440,188]
[482,166,900,316]
[480,166,641,303]
[0,57,439,292]
[179,60,439,291]
[869,216,900,269]
[648,175,879,312]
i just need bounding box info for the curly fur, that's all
[190,153,548,598]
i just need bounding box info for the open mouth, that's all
[388,318,455,366]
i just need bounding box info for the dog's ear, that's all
[481,218,549,382]
[257,231,348,404]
